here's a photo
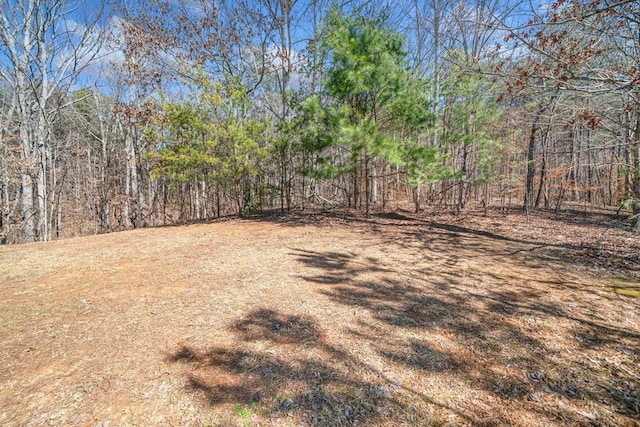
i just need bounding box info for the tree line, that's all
[1,0,638,244]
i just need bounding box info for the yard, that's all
[1,209,638,426]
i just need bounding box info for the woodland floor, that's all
[0,207,639,427]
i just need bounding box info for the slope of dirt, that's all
[0,209,639,426]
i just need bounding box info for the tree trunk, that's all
[458,144,469,212]
[365,154,371,218]
[524,119,537,211]
[36,122,49,241]
[371,157,378,206]
[535,131,548,209]
[633,113,640,231]
[124,126,139,227]
[525,92,559,211]
[20,172,35,241]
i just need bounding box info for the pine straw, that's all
[0,208,638,426]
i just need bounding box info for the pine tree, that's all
[301,8,447,216]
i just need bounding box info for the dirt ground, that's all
[0,208,639,426]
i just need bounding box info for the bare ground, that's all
[0,208,639,426]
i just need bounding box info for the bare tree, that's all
[0,86,19,243]
[0,0,103,241]
[502,0,640,228]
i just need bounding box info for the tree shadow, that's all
[167,210,639,424]
[544,208,631,231]
[232,309,324,345]
[239,209,361,229]
[166,308,460,426]
[290,242,640,425]
[250,208,640,279]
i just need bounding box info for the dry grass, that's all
[0,209,639,426]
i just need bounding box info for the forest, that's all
[1,0,639,243]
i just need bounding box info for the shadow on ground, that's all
[247,208,640,278]
[290,239,640,425]
[168,211,640,426]
[168,309,453,425]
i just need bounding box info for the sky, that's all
[0,0,543,101]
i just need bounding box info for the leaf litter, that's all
[0,207,638,426]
